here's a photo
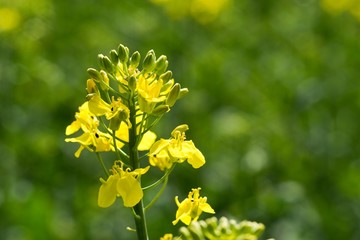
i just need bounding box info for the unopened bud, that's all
[102,56,114,74]
[99,70,109,90]
[154,55,168,75]
[178,88,189,99]
[130,51,141,69]
[118,44,129,63]
[109,50,119,64]
[160,71,172,82]
[160,79,174,93]
[142,50,156,72]
[166,83,180,107]
[128,75,137,92]
[87,68,102,82]
[152,105,170,116]
[171,124,189,136]
[86,79,98,94]
[98,54,105,68]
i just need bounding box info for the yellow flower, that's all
[98,162,150,208]
[65,102,112,157]
[160,233,173,240]
[149,124,205,170]
[137,74,167,113]
[87,93,131,129]
[172,188,215,225]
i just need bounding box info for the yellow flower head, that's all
[98,161,150,208]
[149,124,205,171]
[65,102,112,157]
[172,188,215,225]
[137,74,167,113]
[87,93,131,129]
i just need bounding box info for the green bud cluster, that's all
[85,44,188,116]
[178,217,267,240]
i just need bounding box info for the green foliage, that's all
[2,0,360,239]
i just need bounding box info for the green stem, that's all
[144,175,168,211]
[128,95,148,240]
[96,152,109,177]
[143,164,175,191]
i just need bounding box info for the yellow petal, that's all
[74,145,85,158]
[65,132,92,145]
[201,202,215,214]
[65,120,81,135]
[138,131,157,151]
[98,175,118,208]
[117,175,143,207]
[132,166,150,176]
[88,94,111,116]
[182,141,205,168]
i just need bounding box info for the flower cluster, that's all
[64,44,211,222]
[64,44,231,240]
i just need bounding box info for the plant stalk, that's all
[128,96,149,240]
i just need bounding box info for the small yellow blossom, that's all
[87,93,131,128]
[149,124,205,170]
[172,188,215,225]
[160,233,173,240]
[65,102,112,157]
[137,74,167,113]
[98,162,150,208]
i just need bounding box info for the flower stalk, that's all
[129,92,149,240]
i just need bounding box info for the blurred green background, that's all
[1,0,360,239]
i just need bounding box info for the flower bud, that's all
[87,68,102,82]
[152,105,170,116]
[178,88,189,99]
[86,79,98,94]
[102,56,114,74]
[154,55,168,75]
[160,71,172,82]
[118,44,129,63]
[130,51,141,69]
[171,124,189,136]
[99,70,109,83]
[128,75,137,92]
[109,49,119,64]
[160,79,174,94]
[142,50,156,72]
[98,54,105,68]
[166,83,180,107]
[100,70,110,90]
